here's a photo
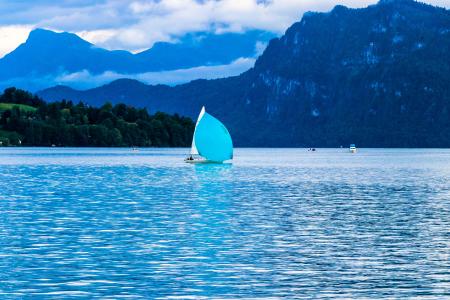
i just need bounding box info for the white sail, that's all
[190,106,206,155]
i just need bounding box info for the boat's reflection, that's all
[189,163,234,198]
[192,161,232,170]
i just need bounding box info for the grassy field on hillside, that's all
[0,102,37,113]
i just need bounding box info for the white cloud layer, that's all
[0,25,33,58]
[0,0,448,58]
[0,57,254,91]
[55,57,255,89]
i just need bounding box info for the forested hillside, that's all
[0,88,194,147]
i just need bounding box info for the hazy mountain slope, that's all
[0,29,274,91]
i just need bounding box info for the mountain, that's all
[136,31,273,71]
[0,29,135,77]
[39,0,450,147]
[0,29,274,91]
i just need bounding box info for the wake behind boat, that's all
[185,106,233,163]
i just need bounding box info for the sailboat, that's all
[185,106,233,163]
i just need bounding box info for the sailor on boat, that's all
[185,106,233,163]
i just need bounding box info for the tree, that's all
[0,88,195,147]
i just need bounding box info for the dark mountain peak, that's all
[330,0,435,18]
[378,0,415,5]
[106,79,148,88]
[26,28,91,47]
[375,0,448,13]
[48,85,77,92]
[331,4,350,13]
[28,28,52,36]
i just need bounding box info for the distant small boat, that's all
[350,144,357,153]
[185,106,233,163]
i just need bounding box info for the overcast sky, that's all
[0,0,449,57]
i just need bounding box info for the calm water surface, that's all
[0,148,449,299]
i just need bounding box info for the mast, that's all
[190,106,206,155]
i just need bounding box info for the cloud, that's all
[84,0,380,49]
[54,57,255,89]
[0,25,33,57]
[0,0,448,58]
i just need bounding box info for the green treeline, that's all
[0,87,195,147]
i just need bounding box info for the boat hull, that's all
[184,159,228,164]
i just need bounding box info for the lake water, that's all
[0,148,449,299]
